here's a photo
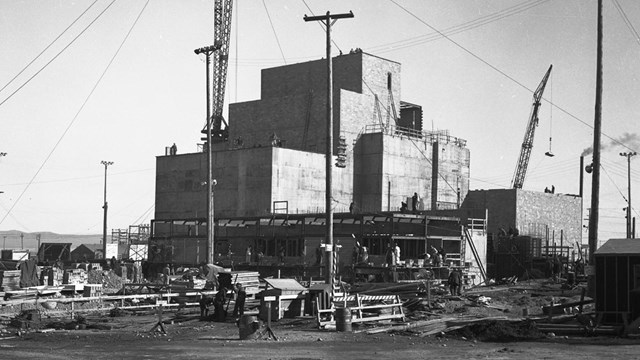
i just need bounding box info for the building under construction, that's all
[149,51,486,279]
[148,50,586,286]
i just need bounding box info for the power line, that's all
[300,0,342,53]
[262,0,287,65]
[226,0,545,66]
[0,0,150,227]
[0,0,117,108]
[130,203,155,225]
[370,0,549,54]
[613,0,640,46]
[0,0,100,95]
[601,163,627,203]
[0,168,154,187]
[389,0,638,155]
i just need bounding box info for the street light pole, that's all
[620,151,637,238]
[304,10,354,293]
[194,44,219,265]
[101,160,114,260]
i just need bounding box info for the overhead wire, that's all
[225,0,543,66]
[0,0,100,95]
[601,163,627,203]
[0,0,117,108]
[388,0,638,155]
[300,0,343,53]
[0,0,150,227]
[360,78,458,195]
[613,0,640,46]
[130,203,155,226]
[262,0,287,65]
[369,0,549,54]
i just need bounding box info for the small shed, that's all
[259,278,308,320]
[38,243,71,263]
[70,244,102,262]
[595,238,640,324]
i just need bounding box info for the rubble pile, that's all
[449,319,544,342]
[88,270,125,293]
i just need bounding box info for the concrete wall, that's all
[461,189,517,234]
[155,148,273,220]
[228,52,400,156]
[156,51,470,221]
[516,191,582,245]
[461,189,582,244]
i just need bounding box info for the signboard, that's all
[105,243,119,260]
[263,296,276,302]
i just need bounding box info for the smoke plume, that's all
[581,132,639,157]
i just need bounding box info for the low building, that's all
[595,238,640,324]
[70,244,103,262]
[460,189,582,279]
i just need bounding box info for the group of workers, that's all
[173,262,247,322]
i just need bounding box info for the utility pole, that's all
[195,44,220,265]
[304,10,354,292]
[0,152,6,195]
[620,152,636,238]
[101,160,114,260]
[588,0,603,296]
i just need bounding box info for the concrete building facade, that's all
[461,189,582,246]
[155,51,471,221]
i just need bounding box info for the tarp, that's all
[19,258,39,288]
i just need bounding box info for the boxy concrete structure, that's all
[461,189,582,246]
[150,51,485,278]
[155,51,471,221]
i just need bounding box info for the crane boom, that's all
[203,0,233,144]
[511,64,553,189]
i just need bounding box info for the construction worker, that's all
[213,285,227,322]
[232,283,247,318]
[352,241,361,265]
[200,262,220,290]
[448,268,462,296]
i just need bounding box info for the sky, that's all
[1,0,639,247]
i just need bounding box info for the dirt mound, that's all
[449,319,544,342]
[88,270,124,293]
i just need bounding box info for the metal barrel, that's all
[335,307,352,332]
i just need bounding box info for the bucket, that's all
[335,307,352,332]
[238,315,261,340]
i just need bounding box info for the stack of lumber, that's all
[230,271,261,296]
[0,270,21,291]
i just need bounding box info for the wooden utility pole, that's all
[588,0,603,295]
[304,10,354,291]
[194,44,219,264]
[101,160,114,259]
[620,152,636,238]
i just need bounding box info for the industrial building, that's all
[150,51,482,276]
[460,188,583,279]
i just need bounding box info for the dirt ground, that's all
[1,279,639,359]
[1,314,639,360]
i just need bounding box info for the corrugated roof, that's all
[594,238,640,255]
[263,278,306,291]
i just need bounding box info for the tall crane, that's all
[203,0,233,144]
[511,64,553,189]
